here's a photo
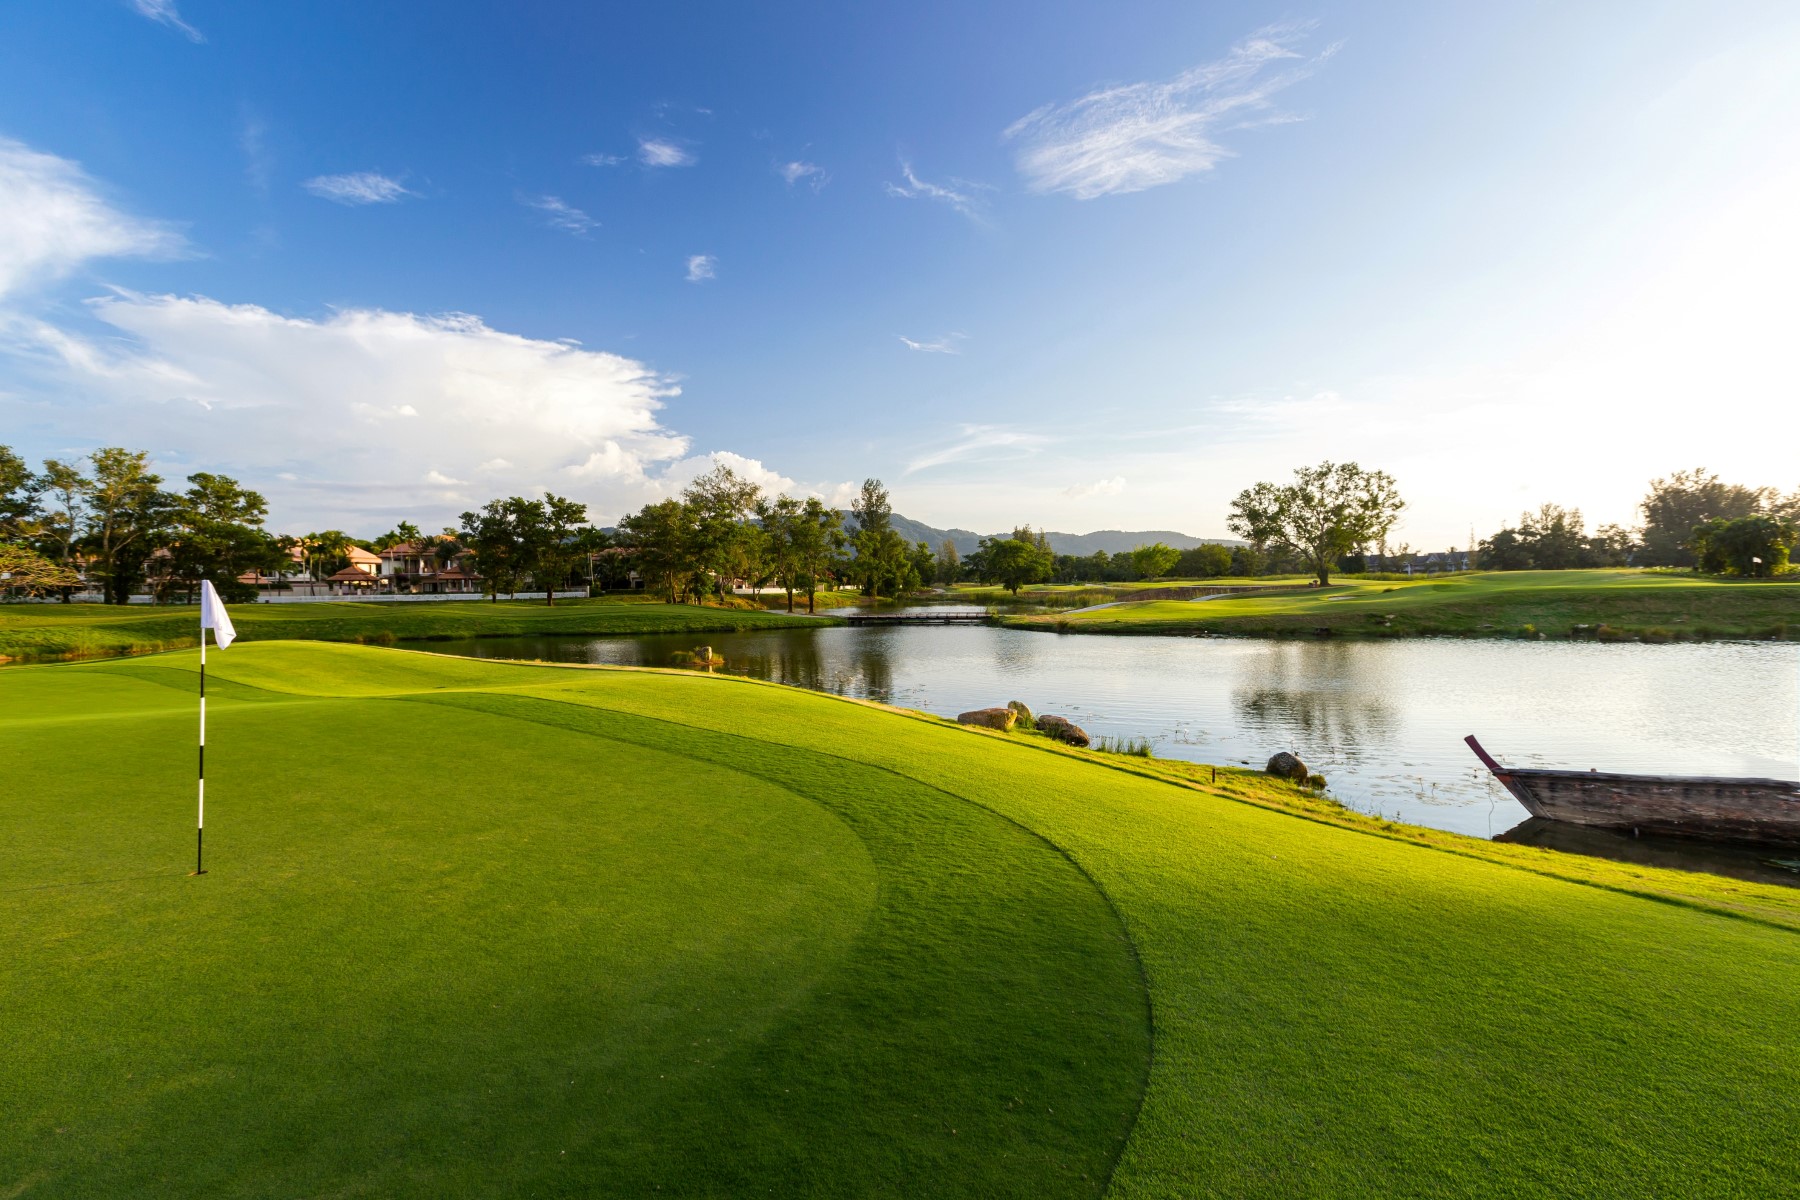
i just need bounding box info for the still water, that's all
[422,620,1799,869]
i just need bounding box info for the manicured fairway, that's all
[4,644,1800,1197]
[1005,569,1800,640]
[0,596,828,662]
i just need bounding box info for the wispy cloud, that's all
[639,138,696,168]
[127,0,204,43]
[905,425,1047,474]
[685,254,716,282]
[778,160,828,189]
[239,112,273,196]
[1064,476,1126,499]
[1004,21,1335,199]
[898,333,965,354]
[0,137,186,300]
[303,172,414,205]
[523,194,596,236]
[884,162,991,222]
[581,152,624,167]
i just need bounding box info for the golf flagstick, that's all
[197,580,237,875]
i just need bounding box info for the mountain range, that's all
[859,514,1244,558]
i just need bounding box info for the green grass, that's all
[0,596,833,662]
[4,643,1800,1197]
[1004,569,1800,641]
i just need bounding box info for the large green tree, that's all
[1227,461,1404,586]
[162,472,284,602]
[1128,542,1180,580]
[459,500,527,601]
[518,493,593,605]
[849,478,894,596]
[1639,469,1770,567]
[979,530,1054,595]
[615,498,695,603]
[683,465,764,601]
[83,448,176,605]
[0,445,43,543]
[1692,514,1795,577]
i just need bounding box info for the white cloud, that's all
[905,425,1048,474]
[1064,476,1125,499]
[778,161,828,189]
[302,172,414,205]
[1,293,698,529]
[522,194,595,236]
[0,138,186,300]
[685,254,716,282]
[898,333,965,354]
[127,0,204,42]
[639,138,696,168]
[581,152,625,167]
[884,162,991,222]
[1004,21,1333,199]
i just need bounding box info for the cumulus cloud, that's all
[1,292,696,528]
[1004,21,1334,199]
[0,138,186,300]
[685,254,716,282]
[127,0,204,42]
[302,172,414,205]
[1064,476,1126,499]
[898,333,964,354]
[522,194,595,236]
[778,160,828,189]
[639,138,696,168]
[884,162,991,222]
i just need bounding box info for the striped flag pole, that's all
[197,624,207,875]
[196,580,236,876]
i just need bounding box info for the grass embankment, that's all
[5,644,1800,1197]
[1004,569,1800,640]
[0,595,832,662]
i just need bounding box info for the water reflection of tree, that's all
[1230,644,1398,757]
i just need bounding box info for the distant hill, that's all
[849,513,1242,557]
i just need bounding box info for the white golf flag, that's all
[200,579,237,649]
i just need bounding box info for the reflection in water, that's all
[1497,817,1800,889]
[422,628,1799,869]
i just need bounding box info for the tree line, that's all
[1477,470,1799,576]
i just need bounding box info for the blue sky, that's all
[1,1,1794,543]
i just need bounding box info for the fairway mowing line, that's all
[395,684,1160,1197]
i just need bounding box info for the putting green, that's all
[0,650,1147,1197]
[5,642,1800,1198]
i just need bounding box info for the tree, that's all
[299,530,353,580]
[1227,461,1404,586]
[0,445,40,542]
[979,531,1054,595]
[459,500,527,601]
[1692,515,1795,577]
[683,465,764,601]
[792,498,845,613]
[1128,542,1180,580]
[1175,543,1233,578]
[162,472,283,602]
[83,448,175,605]
[0,543,82,597]
[850,478,894,596]
[909,541,936,590]
[615,499,694,603]
[936,539,961,585]
[34,459,88,600]
[1639,469,1770,567]
[512,493,591,604]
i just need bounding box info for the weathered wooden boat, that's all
[1466,735,1800,847]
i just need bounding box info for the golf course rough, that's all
[1,644,1797,1198]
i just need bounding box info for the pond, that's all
[418,619,1800,883]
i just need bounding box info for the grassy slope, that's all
[5,644,1800,1197]
[1004,569,1800,640]
[0,596,831,662]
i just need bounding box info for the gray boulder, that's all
[1265,751,1309,781]
[1006,700,1034,725]
[1038,714,1091,748]
[958,707,1017,732]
